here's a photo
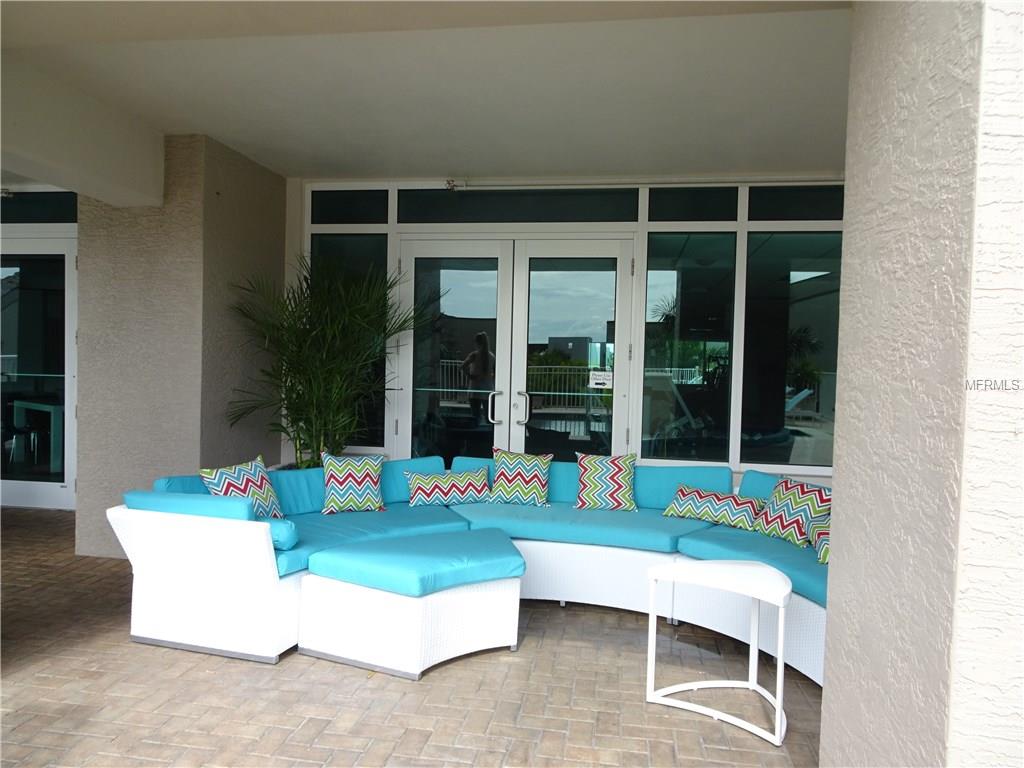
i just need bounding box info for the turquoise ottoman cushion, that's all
[307,529,526,597]
[676,524,828,606]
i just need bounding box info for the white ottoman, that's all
[298,529,524,680]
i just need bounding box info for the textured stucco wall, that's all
[77,135,286,557]
[77,136,205,558]
[200,138,285,468]
[946,2,1024,764]
[820,3,984,766]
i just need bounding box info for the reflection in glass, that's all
[1,256,66,482]
[523,258,616,461]
[310,234,388,447]
[641,234,735,462]
[741,232,842,467]
[412,258,499,464]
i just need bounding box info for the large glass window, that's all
[741,232,842,466]
[310,234,388,447]
[398,189,638,223]
[641,234,735,462]
[1,255,66,482]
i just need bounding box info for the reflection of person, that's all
[462,332,496,424]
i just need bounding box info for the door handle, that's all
[516,391,531,426]
[487,391,503,425]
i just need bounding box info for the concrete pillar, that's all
[820,2,1022,766]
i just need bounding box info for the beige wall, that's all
[77,136,205,558]
[946,2,1023,764]
[822,2,1023,765]
[200,139,285,467]
[77,136,285,557]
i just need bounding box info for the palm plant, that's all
[228,255,418,467]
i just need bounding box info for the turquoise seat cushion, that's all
[123,490,255,521]
[449,457,734,509]
[450,501,713,553]
[275,502,469,577]
[307,529,525,597]
[153,456,447,518]
[738,470,782,502]
[675,524,828,607]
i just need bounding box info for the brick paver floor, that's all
[1,508,821,767]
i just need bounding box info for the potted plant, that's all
[228,255,418,468]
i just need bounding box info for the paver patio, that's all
[1,508,821,767]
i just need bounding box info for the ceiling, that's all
[2,1,852,182]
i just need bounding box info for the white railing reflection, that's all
[435,360,701,410]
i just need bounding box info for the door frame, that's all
[395,233,634,460]
[507,238,634,455]
[1,229,78,510]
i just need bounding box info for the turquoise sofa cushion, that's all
[675,524,828,607]
[152,456,448,518]
[450,457,734,510]
[307,529,525,597]
[123,490,255,521]
[633,465,734,510]
[275,502,469,577]
[450,501,713,553]
[738,469,782,501]
[268,519,299,551]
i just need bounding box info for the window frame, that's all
[305,180,842,477]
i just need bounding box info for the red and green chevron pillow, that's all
[406,468,489,507]
[808,517,830,564]
[663,485,761,531]
[321,453,385,513]
[200,455,282,519]
[753,477,832,548]
[576,453,637,511]
[490,448,553,506]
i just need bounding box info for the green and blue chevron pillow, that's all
[490,448,553,506]
[576,453,637,511]
[808,516,830,564]
[406,468,489,507]
[663,485,760,531]
[200,455,282,519]
[322,452,385,513]
[753,477,831,547]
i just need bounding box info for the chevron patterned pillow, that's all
[200,455,282,519]
[490,448,553,506]
[753,477,831,547]
[321,453,385,513]
[406,468,489,506]
[663,485,760,531]
[576,453,637,511]
[808,516,830,564]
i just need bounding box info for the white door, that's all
[1,235,77,509]
[397,237,633,463]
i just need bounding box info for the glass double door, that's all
[400,238,633,464]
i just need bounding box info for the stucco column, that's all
[820,2,1022,766]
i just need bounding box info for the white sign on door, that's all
[588,370,613,389]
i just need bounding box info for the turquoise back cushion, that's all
[738,470,783,501]
[153,455,446,516]
[451,456,732,509]
[633,465,733,509]
[124,490,255,521]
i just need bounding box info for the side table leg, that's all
[774,606,786,744]
[646,579,658,701]
[748,598,760,689]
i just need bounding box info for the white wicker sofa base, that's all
[107,506,825,683]
[298,575,521,680]
[514,540,826,685]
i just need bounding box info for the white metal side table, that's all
[646,560,793,746]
